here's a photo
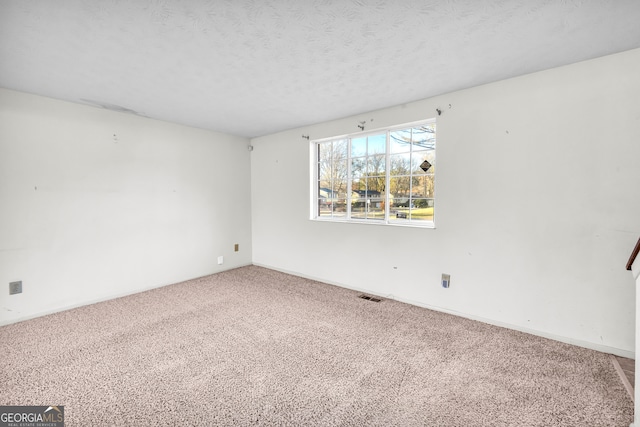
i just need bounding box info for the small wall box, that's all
[442,274,450,288]
[9,281,22,294]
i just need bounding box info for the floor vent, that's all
[359,294,382,303]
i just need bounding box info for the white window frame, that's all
[310,118,436,228]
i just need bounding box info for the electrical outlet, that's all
[9,281,22,295]
[441,274,450,288]
[234,244,239,252]
[217,256,224,265]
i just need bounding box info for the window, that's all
[312,119,436,227]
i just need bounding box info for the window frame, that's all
[310,118,436,228]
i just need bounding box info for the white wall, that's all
[251,48,640,357]
[0,89,252,324]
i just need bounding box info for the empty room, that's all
[1,1,640,426]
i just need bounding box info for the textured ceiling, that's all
[1,0,640,138]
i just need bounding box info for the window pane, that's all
[351,137,367,157]
[366,177,384,195]
[351,158,365,178]
[334,139,348,161]
[411,125,436,150]
[318,142,332,162]
[412,174,435,198]
[351,178,384,221]
[367,154,386,176]
[332,159,347,183]
[318,177,331,188]
[390,153,411,176]
[319,160,331,180]
[333,199,347,217]
[390,129,413,153]
[390,208,410,221]
[351,178,365,193]
[409,199,434,221]
[389,176,411,200]
[351,205,366,219]
[418,149,436,170]
[366,199,384,220]
[368,134,386,155]
[334,179,348,198]
[351,196,384,220]
[318,198,349,218]
[318,199,331,216]
[412,153,435,175]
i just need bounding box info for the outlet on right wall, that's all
[250,48,640,357]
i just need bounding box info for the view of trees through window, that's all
[315,120,435,225]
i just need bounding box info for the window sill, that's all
[310,217,435,229]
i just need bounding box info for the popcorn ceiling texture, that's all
[0,0,639,137]
[0,266,633,426]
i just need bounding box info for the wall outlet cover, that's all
[217,256,224,265]
[441,274,450,288]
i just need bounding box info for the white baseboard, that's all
[253,262,635,359]
[0,263,253,327]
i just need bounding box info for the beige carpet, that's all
[0,266,633,426]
